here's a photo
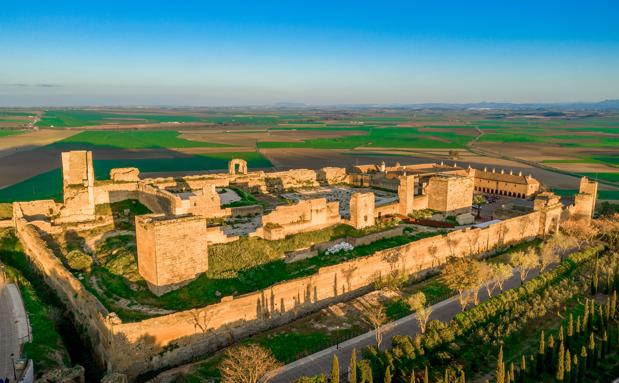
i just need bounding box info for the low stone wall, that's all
[94,182,139,205]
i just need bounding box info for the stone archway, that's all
[228,158,248,175]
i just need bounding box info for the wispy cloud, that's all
[1,83,62,88]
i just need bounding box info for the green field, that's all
[55,130,227,149]
[582,172,619,182]
[0,151,272,202]
[0,129,24,137]
[553,189,619,200]
[258,126,474,149]
[37,110,207,127]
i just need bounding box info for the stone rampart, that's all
[262,198,340,239]
[105,210,543,379]
[12,208,115,371]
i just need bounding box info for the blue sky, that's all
[1,0,618,106]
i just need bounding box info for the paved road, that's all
[269,267,540,382]
[0,272,20,380]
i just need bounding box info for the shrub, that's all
[66,249,93,273]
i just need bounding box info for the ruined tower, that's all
[533,192,563,235]
[349,192,375,229]
[58,150,95,223]
[398,175,415,216]
[228,158,248,175]
[136,214,209,296]
[571,176,598,223]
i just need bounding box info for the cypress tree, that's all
[588,333,596,368]
[409,369,415,383]
[424,366,429,383]
[611,290,617,319]
[537,330,545,373]
[559,326,565,345]
[556,342,565,381]
[548,334,555,366]
[576,315,581,336]
[519,355,526,383]
[496,346,505,383]
[580,346,588,378]
[590,302,596,330]
[568,314,574,348]
[572,355,578,383]
[384,366,391,383]
[598,305,605,328]
[331,354,340,383]
[350,348,357,383]
[509,362,515,383]
[564,349,571,383]
[605,297,611,323]
[602,330,608,358]
[458,370,465,383]
[582,298,589,331]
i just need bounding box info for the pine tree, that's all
[424,366,429,383]
[556,342,565,381]
[331,354,340,383]
[350,348,357,383]
[384,366,391,383]
[497,346,505,383]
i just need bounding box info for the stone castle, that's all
[8,151,598,380]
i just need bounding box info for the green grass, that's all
[0,151,272,202]
[581,173,619,183]
[56,130,228,149]
[553,189,619,200]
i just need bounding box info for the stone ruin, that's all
[25,152,600,296]
[7,151,600,380]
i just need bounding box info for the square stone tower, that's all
[572,176,598,223]
[398,175,415,216]
[426,174,473,214]
[58,150,95,222]
[136,214,208,296]
[349,192,375,229]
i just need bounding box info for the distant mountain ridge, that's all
[287,99,619,111]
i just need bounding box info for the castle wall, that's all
[262,198,340,239]
[109,210,543,378]
[265,169,319,192]
[12,208,114,371]
[59,151,95,222]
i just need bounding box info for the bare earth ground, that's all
[0,146,193,188]
[0,129,78,158]
[476,142,617,163]
[551,162,619,173]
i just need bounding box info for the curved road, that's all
[0,271,20,379]
[268,267,540,382]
